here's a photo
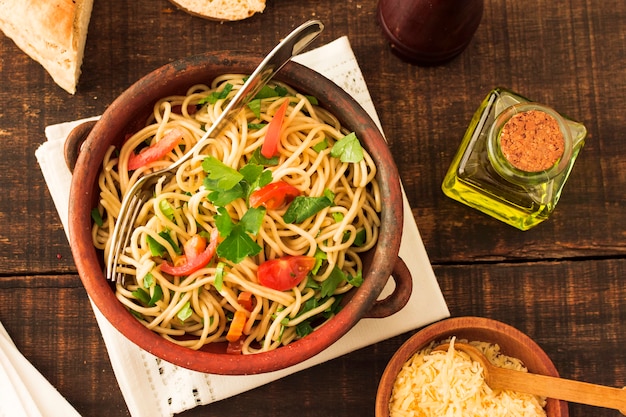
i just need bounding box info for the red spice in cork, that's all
[499,110,565,172]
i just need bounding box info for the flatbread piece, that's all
[168,0,265,21]
[0,0,94,94]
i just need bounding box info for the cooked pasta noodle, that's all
[92,74,381,353]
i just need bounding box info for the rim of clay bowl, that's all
[68,51,407,375]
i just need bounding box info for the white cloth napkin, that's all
[35,36,449,417]
[0,321,81,417]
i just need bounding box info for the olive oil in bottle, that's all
[442,88,587,230]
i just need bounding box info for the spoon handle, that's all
[490,366,626,415]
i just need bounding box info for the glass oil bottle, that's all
[442,88,587,230]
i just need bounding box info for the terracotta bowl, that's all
[66,51,412,375]
[375,316,568,416]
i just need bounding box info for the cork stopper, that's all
[499,110,565,172]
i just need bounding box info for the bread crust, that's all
[168,0,265,21]
[0,0,94,94]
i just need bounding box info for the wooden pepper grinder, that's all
[377,0,484,65]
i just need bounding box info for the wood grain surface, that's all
[0,0,625,416]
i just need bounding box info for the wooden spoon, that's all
[435,342,626,415]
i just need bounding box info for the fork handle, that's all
[166,19,325,173]
[490,366,626,414]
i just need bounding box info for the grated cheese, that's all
[389,337,547,417]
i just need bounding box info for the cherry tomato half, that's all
[249,181,300,210]
[257,255,316,291]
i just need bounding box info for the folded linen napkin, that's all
[36,36,449,417]
[0,321,81,417]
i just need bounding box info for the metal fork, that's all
[106,20,324,283]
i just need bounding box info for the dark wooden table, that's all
[1,1,625,416]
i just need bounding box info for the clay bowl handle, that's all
[364,256,413,319]
[64,120,98,173]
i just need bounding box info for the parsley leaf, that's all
[217,224,262,263]
[248,123,267,130]
[239,163,264,185]
[208,183,245,206]
[250,84,288,100]
[146,230,181,257]
[321,266,346,298]
[283,195,333,224]
[353,228,367,247]
[199,83,233,105]
[255,85,282,99]
[132,286,163,307]
[305,276,321,291]
[214,207,264,264]
[149,285,163,306]
[247,99,262,119]
[132,288,150,305]
[239,206,266,235]
[296,321,314,337]
[249,148,279,166]
[312,138,329,153]
[312,248,327,274]
[202,156,244,190]
[347,269,363,287]
[330,132,364,163]
[214,207,233,237]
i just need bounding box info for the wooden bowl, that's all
[67,51,413,375]
[375,316,568,416]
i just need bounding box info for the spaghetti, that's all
[91,74,381,353]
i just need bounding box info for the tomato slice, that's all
[257,255,316,291]
[160,229,219,276]
[260,99,290,158]
[249,181,300,210]
[127,127,184,170]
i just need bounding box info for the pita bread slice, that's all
[168,0,265,21]
[0,0,94,94]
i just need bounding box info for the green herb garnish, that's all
[214,207,264,264]
[247,123,267,130]
[202,156,244,191]
[247,99,262,119]
[214,262,226,291]
[199,83,233,105]
[208,183,245,206]
[283,194,333,224]
[159,200,176,221]
[312,138,329,153]
[132,288,151,305]
[177,301,193,322]
[146,230,181,257]
[91,208,103,227]
[305,95,319,105]
[321,266,346,298]
[330,132,364,163]
[249,147,279,166]
[148,285,163,306]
